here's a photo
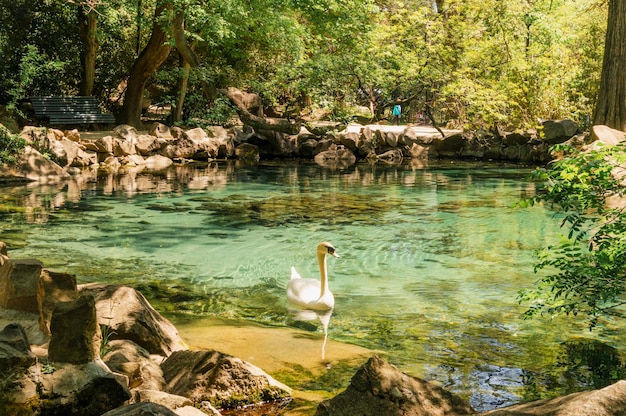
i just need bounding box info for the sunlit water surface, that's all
[2,161,625,411]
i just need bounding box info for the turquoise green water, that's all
[2,161,625,411]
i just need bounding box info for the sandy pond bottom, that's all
[170,314,377,415]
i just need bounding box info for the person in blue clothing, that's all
[392,100,402,125]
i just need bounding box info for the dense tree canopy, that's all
[0,0,612,129]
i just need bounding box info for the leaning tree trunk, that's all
[593,0,626,132]
[171,14,198,123]
[78,6,97,96]
[120,2,172,127]
[222,87,301,135]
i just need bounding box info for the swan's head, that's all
[318,242,339,258]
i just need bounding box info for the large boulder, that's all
[235,143,260,161]
[0,259,43,313]
[591,125,626,146]
[481,380,626,416]
[36,361,131,415]
[48,137,80,167]
[161,349,292,409]
[37,269,78,337]
[48,294,101,364]
[2,146,70,183]
[316,355,473,416]
[0,323,37,372]
[101,402,180,416]
[102,339,165,390]
[79,283,187,356]
[542,119,579,144]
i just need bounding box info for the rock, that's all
[113,124,138,145]
[503,132,530,146]
[385,131,399,147]
[113,136,137,156]
[135,134,164,155]
[48,294,101,364]
[298,138,318,157]
[591,125,626,146]
[316,355,473,416]
[161,349,291,409]
[542,119,579,144]
[129,390,221,415]
[434,133,465,158]
[6,146,70,183]
[0,259,43,313]
[103,340,165,390]
[235,143,260,161]
[72,148,99,167]
[101,402,180,416]
[213,135,235,158]
[407,143,429,159]
[377,149,403,164]
[0,242,15,304]
[339,131,360,152]
[206,125,229,139]
[94,135,115,153]
[145,154,174,170]
[49,137,80,167]
[314,144,357,168]
[37,269,78,337]
[36,361,131,415]
[306,121,345,136]
[79,283,187,356]
[460,136,486,159]
[65,129,81,142]
[481,380,626,415]
[0,323,37,372]
[149,122,173,139]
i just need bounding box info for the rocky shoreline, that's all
[3,239,626,415]
[0,118,589,186]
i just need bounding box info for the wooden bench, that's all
[29,96,116,126]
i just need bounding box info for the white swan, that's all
[287,242,339,311]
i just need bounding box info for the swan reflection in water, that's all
[288,308,334,360]
[287,242,339,360]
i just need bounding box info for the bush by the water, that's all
[0,125,25,164]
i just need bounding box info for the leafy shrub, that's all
[519,142,626,329]
[0,125,26,164]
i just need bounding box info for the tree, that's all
[119,1,172,126]
[593,0,626,131]
[77,2,98,96]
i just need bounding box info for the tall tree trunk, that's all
[120,2,172,127]
[173,53,191,123]
[78,7,97,96]
[594,0,626,132]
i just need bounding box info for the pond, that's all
[2,160,625,413]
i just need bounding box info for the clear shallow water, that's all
[2,161,625,411]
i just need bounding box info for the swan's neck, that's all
[318,252,328,296]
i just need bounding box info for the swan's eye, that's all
[327,247,335,254]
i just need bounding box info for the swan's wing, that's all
[290,266,302,280]
[287,278,322,306]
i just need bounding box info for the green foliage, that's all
[0,125,26,164]
[100,324,116,358]
[0,0,609,127]
[519,142,626,328]
[184,96,237,127]
[41,359,56,375]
